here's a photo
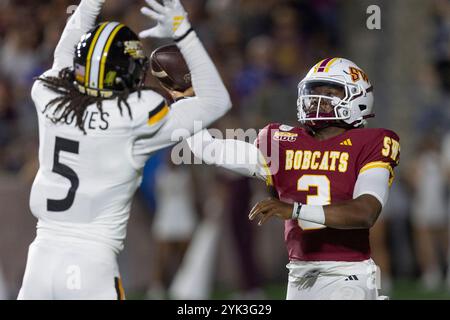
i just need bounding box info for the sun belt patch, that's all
[274,131,298,142]
[148,101,169,125]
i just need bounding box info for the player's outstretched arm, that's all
[138,0,231,149]
[249,168,390,229]
[249,195,382,229]
[186,129,269,182]
[52,0,105,71]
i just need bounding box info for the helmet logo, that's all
[349,67,369,83]
[124,41,145,59]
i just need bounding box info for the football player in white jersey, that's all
[18,0,231,300]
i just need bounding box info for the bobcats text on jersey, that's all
[284,150,350,173]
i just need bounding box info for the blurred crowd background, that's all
[0,0,449,299]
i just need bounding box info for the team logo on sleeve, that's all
[274,131,298,142]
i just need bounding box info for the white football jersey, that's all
[26,4,231,252]
[30,69,168,252]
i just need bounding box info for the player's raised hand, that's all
[249,198,293,226]
[139,0,191,39]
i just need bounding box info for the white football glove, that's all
[139,0,192,39]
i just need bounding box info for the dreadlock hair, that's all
[38,67,139,134]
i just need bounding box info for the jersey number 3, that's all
[297,175,330,230]
[47,137,80,212]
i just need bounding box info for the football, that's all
[150,44,191,92]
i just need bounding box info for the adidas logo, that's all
[340,138,352,146]
[344,275,359,281]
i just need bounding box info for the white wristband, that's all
[298,205,326,225]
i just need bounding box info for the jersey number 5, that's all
[47,137,80,212]
[297,175,330,230]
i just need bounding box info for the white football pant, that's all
[286,259,384,300]
[18,238,124,300]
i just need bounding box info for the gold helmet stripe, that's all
[87,22,121,89]
[323,57,338,72]
[84,22,109,87]
[98,24,125,89]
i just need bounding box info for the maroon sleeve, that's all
[357,129,400,186]
[254,123,281,186]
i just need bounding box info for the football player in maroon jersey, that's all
[187,57,400,299]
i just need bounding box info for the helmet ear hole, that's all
[359,104,367,111]
[339,108,350,118]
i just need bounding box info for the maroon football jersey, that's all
[255,123,400,262]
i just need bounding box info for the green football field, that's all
[128,280,450,300]
[212,282,450,300]
[260,281,450,300]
